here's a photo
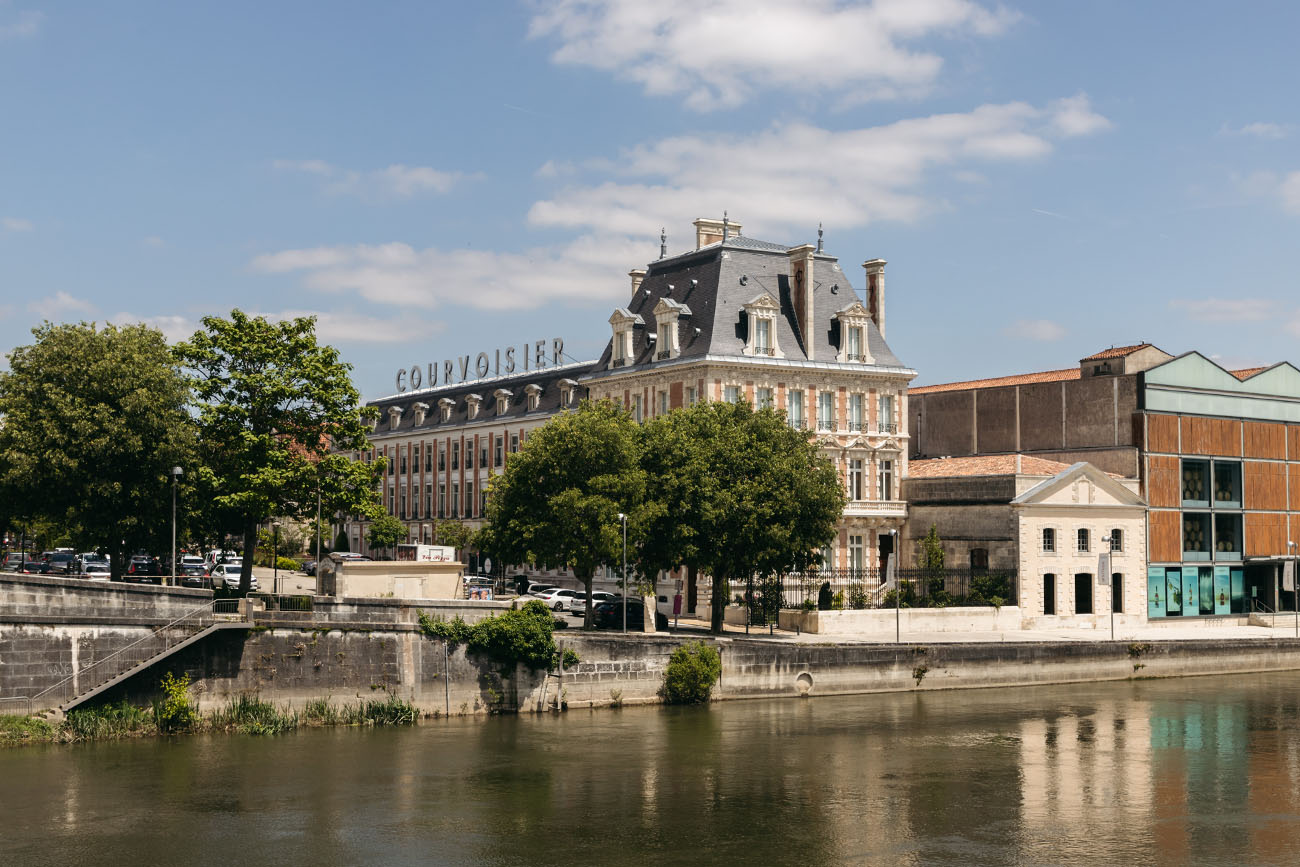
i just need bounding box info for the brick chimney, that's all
[788,244,816,359]
[863,259,886,338]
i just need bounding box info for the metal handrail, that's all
[24,599,233,710]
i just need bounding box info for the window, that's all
[438,483,446,518]
[724,385,741,403]
[877,394,895,433]
[525,385,542,412]
[849,394,864,432]
[387,452,394,475]
[400,453,407,475]
[686,386,697,407]
[849,535,866,574]
[465,481,474,518]
[480,442,488,468]
[1077,528,1090,553]
[438,444,446,472]
[510,433,519,453]
[971,548,989,570]
[400,488,407,519]
[1214,513,1242,560]
[480,487,488,516]
[846,325,863,361]
[451,482,460,518]
[387,484,395,511]
[1044,574,1056,615]
[756,387,773,409]
[451,442,460,471]
[787,389,805,428]
[633,394,643,422]
[1213,461,1242,507]
[465,445,474,471]
[817,391,834,431]
[755,319,772,355]
[1183,513,1211,560]
[1074,573,1093,614]
[1042,528,1056,553]
[425,484,432,517]
[818,545,834,570]
[494,437,503,467]
[1112,574,1123,613]
[1108,529,1123,552]
[847,458,864,500]
[659,391,669,415]
[1182,459,1210,507]
[877,460,894,501]
[424,445,432,473]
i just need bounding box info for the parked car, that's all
[209,563,258,592]
[124,555,162,583]
[525,583,557,597]
[3,553,30,572]
[82,562,111,582]
[177,555,207,587]
[593,599,669,631]
[43,551,76,575]
[569,590,617,617]
[531,587,584,611]
[302,559,317,576]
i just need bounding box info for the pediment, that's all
[744,292,780,311]
[608,307,645,326]
[1013,462,1146,507]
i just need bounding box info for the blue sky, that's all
[3,1,1299,399]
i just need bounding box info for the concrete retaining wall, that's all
[0,575,211,624]
[779,606,1023,635]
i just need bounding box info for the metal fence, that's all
[736,567,1018,621]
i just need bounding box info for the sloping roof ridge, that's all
[910,366,1081,395]
[1080,343,1155,361]
[371,358,598,404]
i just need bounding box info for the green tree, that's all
[0,322,194,580]
[639,401,845,634]
[434,519,475,553]
[366,514,406,557]
[917,524,947,602]
[480,400,645,629]
[177,310,380,591]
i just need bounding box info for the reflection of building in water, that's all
[1019,701,1154,857]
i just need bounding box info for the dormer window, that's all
[608,308,644,369]
[558,378,578,408]
[388,406,403,429]
[494,388,512,415]
[742,293,783,358]
[833,301,874,364]
[412,402,429,425]
[466,393,482,420]
[652,298,691,361]
[524,383,543,411]
[438,397,454,423]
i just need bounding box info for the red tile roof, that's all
[909,367,1081,395]
[908,454,1076,478]
[1231,367,1268,380]
[1079,343,1154,361]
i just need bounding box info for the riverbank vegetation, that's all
[0,676,419,748]
[419,599,579,672]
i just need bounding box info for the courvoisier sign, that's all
[395,337,566,393]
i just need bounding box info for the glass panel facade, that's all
[1183,513,1211,561]
[1214,513,1242,560]
[1181,568,1198,617]
[1213,462,1242,508]
[1213,566,1231,615]
[1147,567,1165,617]
[1182,459,1210,507]
[1198,566,1214,615]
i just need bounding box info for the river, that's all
[3,672,1300,866]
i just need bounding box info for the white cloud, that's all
[529,0,1018,110]
[251,310,448,344]
[1003,319,1065,341]
[1223,122,1289,140]
[1281,171,1300,215]
[142,235,166,248]
[1047,93,1111,137]
[529,97,1109,236]
[0,5,41,40]
[107,313,198,344]
[27,291,95,319]
[2,216,32,231]
[274,159,471,199]
[1171,298,1280,323]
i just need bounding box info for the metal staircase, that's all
[24,599,252,716]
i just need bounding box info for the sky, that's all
[2,0,1299,400]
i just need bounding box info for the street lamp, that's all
[1290,540,1297,638]
[170,466,183,587]
[272,521,282,596]
[1101,534,1116,641]
[618,513,628,634]
[889,528,899,644]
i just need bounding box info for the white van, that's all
[203,550,241,572]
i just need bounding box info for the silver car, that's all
[210,563,258,591]
[569,591,617,617]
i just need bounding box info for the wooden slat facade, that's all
[1146,455,1181,508]
[1290,463,1300,512]
[1149,510,1182,563]
[1147,413,1180,454]
[1246,512,1289,558]
[1244,422,1288,459]
[1245,460,1288,511]
[1291,426,1300,461]
[1180,416,1242,456]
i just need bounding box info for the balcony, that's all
[847,420,864,432]
[843,499,907,518]
[876,422,898,434]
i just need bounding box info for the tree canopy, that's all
[480,399,645,628]
[177,310,380,590]
[0,322,193,579]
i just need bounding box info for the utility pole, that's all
[170,466,183,587]
[619,513,628,634]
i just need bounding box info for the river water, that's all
[4,672,1300,866]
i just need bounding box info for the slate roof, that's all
[590,234,909,374]
[367,360,598,436]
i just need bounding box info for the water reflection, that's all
[4,674,1300,866]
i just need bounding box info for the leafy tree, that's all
[917,524,946,600]
[481,400,645,629]
[434,519,475,554]
[0,322,193,579]
[366,514,406,557]
[177,310,380,591]
[639,401,845,634]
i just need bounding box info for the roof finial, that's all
[722,211,730,241]
[816,222,823,253]
[659,228,666,260]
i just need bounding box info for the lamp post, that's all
[272,521,282,596]
[1290,540,1297,638]
[170,466,183,587]
[890,528,899,644]
[618,513,628,634]
[1101,534,1116,641]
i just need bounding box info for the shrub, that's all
[968,573,1012,607]
[847,584,869,610]
[210,694,297,736]
[662,641,721,705]
[64,701,153,741]
[153,672,199,733]
[362,695,418,726]
[419,600,558,672]
[831,590,845,610]
[0,714,58,746]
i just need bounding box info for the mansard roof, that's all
[592,233,909,374]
